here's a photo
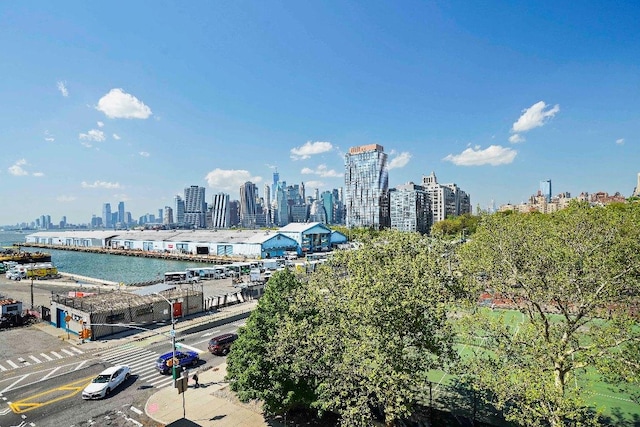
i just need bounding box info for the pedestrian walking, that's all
[192,372,199,388]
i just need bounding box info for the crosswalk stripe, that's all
[70,347,84,354]
[29,355,41,363]
[99,346,137,358]
[133,366,156,376]
[127,358,156,369]
[109,352,155,365]
[61,349,75,356]
[6,360,19,369]
[51,351,63,359]
[40,353,54,361]
[0,364,7,371]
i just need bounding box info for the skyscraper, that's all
[239,181,258,228]
[633,173,640,197]
[344,144,389,229]
[211,193,231,229]
[540,179,552,203]
[118,201,125,226]
[102,203,112,228]
[174,195,185,225]
[184,185,207,228]
[272,170,280,200]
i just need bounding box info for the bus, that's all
[164,271,198,284]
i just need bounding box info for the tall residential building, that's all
[183,185,207,228]
[344,144,389,229]
[540,180,552,203]
[229,200,240,227]
[102,203,112,228]
[239,181,258,228]
[163,206,173,225]
[174,195,185,225]
[263,184,272,226]
[117,201,125,226]
[211,193,231,229]
[422,172,471,224]
[389,183,431,234]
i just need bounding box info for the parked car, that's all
[208,333,238,356]
[82,365,131,399]
[155,350,200,374]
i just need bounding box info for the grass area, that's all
[430,307,640,425]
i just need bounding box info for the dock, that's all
[18,243,247,264]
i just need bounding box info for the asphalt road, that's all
[0,304,243,427]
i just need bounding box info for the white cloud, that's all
[57,81,68,97]
[204,168,263,192]
[304,180,324,189]
[509,134,525,144]
[80,141,93,148]
[616,138,625,145]
[81,180,121,189]
[97,121,104,128]
[44,130,55,142]
[8,159,29,176]
[139,151,150,157]
[443,145,517,166]
[290,141,333,160]
[511,101,560,133]
[57,195,77,202]
[79,129,106,142]
[96,88,152,119]
[33,172,44,177]
[388,152,412,170]
[112,133,121,140]
[300,164,342,178]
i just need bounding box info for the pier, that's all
[18,243,248,264]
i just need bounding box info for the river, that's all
[1,230,210,283]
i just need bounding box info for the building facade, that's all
[183,186,207,228]
[389,183,431,234]
[344,144,389,229]
[211,193,231,229]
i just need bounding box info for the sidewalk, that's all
[145,362,278,427]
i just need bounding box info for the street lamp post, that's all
[154,292,177,380]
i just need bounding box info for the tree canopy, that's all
[455,202,640,426]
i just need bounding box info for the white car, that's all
[82,365,131,399]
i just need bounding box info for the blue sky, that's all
[1,1,639,225]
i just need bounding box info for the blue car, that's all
[155,350,200,374]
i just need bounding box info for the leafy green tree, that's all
[225,268,316,414]
[430,213,481,239]
[274,231,459,426]
[455,202,640,426]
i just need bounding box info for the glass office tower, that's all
[344,144,389,229]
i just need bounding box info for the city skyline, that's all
[1,2,639,225]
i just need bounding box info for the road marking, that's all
[130,406,143,415]
[0,407,11,415]
[201,330,219,337]
[5,361,19,369]
[9,375,94,414]
[61,349,75,356]
[175,343,203,354]
[74,360,89,371]
[0,374,31,394]
[41,367,61,381]
[28,356,41,364]
[51,351,63,359]
[70,347,84,354]
[0,364,6,371]
[40,353,53,361]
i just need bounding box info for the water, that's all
[1,231,207,283]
